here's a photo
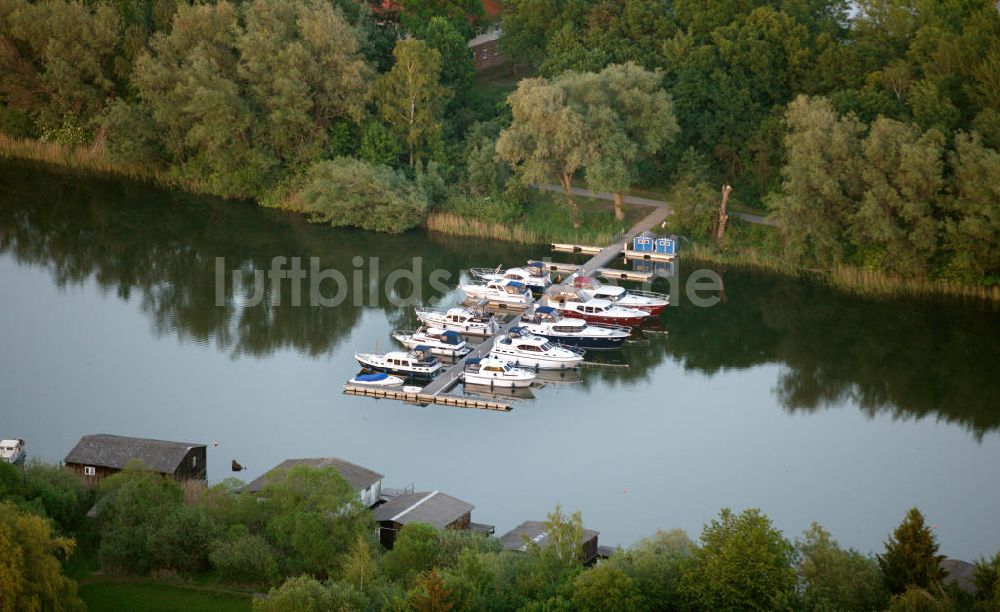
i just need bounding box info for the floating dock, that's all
[528,260,654,283]
[344,205,672,412]
[343,384,512,411]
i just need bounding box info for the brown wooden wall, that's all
[470,41,505,71]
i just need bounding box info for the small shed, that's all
[498,520,600,565]
[631,231,677,256]
[241,457,384,507]
[64,434,206,486]
[374,490,474,548]
[468,28,505,71]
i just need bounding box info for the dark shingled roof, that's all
[373,491,473,529]
[64,434,203,474]
[499,520,599,553]
[241,457,384,493]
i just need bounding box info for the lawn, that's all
[79,581,252,612]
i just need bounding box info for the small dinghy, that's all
[348,372,406,387]
[462,357,536,389]
[489,327,585,370]
[0,439,25,465]
[469,262,551,293]
[355,347,442,381]
[393,327,471,358]
[414,306,499,337]
[461,279,534,307]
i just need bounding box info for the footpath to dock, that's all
[343,205,674,411]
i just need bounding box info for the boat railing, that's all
[592,322,633,333]
[627,289,670,300]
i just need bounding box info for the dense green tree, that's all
[941,132,1000,280]
[561,63,678,219]
[342,534,381,594]
[797,522,890,610]
[603,528,695,608]
[376,39,446,167]
[571,563,643,611]
[385,523,441,585]
[399,0,484,37]
[499,0,568,66]
[290,158,429,233]
[0,0,122,126]
[359,119,403,166]
[768,95,866,266]
[878,507,947,595]
[420,16,473,95]
[972,551,1000,606]
[496,77,596,226]
[0,501,84,612]
[855,117,943,276]
[0,460,90,533]
[95,462,186,574]
[679,507,797,610]
[257,463,374,577]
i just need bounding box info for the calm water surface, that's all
[1,161,998,559]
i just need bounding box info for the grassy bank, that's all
[79,581,252,612]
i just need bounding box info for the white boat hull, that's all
[463,373,535,388]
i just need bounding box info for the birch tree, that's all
[375,39,445,167]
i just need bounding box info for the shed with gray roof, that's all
[242,457,384,507]
[64,434,206,486]
[374,490,475,548]
[499,520,600,565]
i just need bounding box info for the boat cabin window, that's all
[484,366,505,372]
[516,344,542,352]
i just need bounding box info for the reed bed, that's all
[426,211,625,246]
[0,134,170,184]
[686,241,1000,303]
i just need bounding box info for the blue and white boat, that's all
[489,328,585,370]
[461,279,534,307]
[393,327,471,358]
[355,347,442,381]
[348,372,405,387]
[0,439,25,464]
[469,262,551,293]
[519,306,630,350]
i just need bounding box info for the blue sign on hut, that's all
[631,231,677,257]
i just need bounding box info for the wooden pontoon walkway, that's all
[418,314,522,397]
[577,206,671,278]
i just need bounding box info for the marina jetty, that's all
[343,205,673,411]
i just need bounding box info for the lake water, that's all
[1,160,998,560]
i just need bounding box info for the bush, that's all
[290,158,429,233]
[0,105,39,139]
[211,533,279,587]
[146,505,222,574]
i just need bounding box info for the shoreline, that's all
[3,135,997,304]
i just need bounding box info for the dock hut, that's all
[374,490,476,548]
[241,457,384,507]
[627,231,677,261]
[498,520,600,565]
[64,434,206,486]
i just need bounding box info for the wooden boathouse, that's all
[241,456,384,508]
[498,520,601,565]
[374,490,481,548]
[63,434,206,486]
